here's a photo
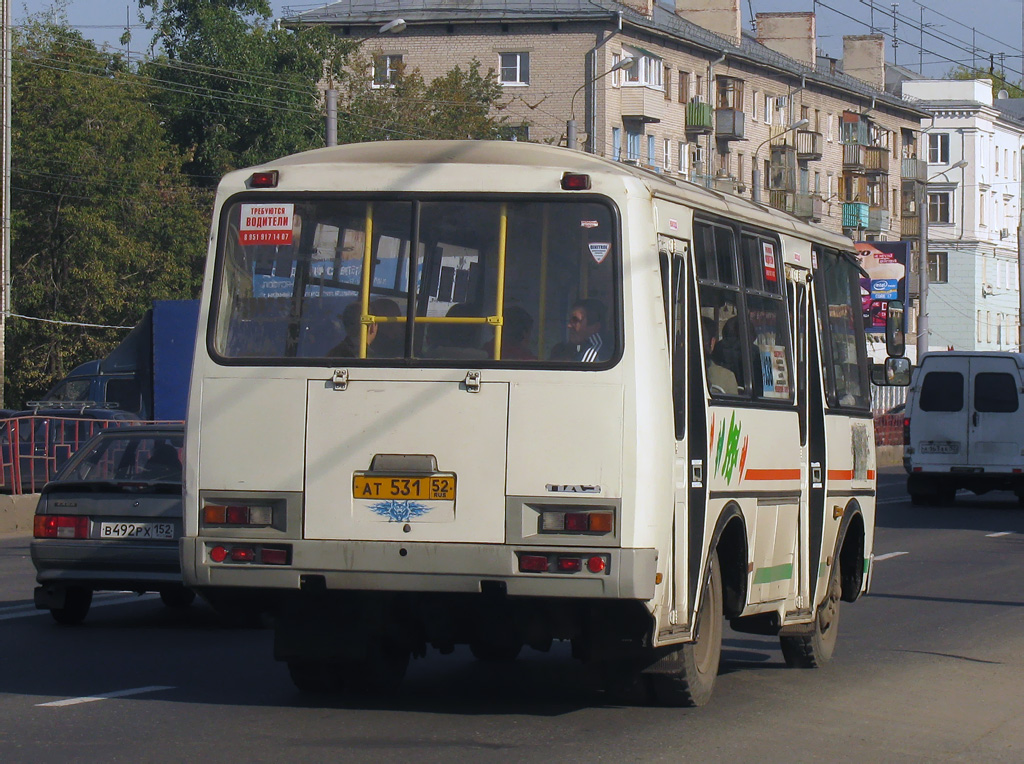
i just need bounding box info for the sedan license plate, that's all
[353,475,456,502]
[99,522,175,540]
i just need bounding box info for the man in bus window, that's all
[566,298,610,363]
[701,317,739,395]
[329,298,403,358]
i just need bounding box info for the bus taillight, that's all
[540,509,614,534]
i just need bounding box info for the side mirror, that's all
[884,356,912,387]
[885,300,905,358]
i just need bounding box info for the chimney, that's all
[624,0,655,18]
[843,34,886,90]
[756,12,816,68]
[675,0,742,46]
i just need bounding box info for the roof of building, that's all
[282,0,926,117]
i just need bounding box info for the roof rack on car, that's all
[25,400,117,411]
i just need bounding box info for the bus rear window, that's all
[212,197,618,366]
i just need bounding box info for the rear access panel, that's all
[304,380,510,544]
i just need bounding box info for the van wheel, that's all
[780,557,841,668]
[159,586,196,609]
[909,491,927,506]
[288,660,341,694]
[50,586,92,626]
[649,549,723,707]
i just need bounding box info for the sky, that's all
[13,0,1021,81]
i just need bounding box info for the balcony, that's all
[796,130,823,160]
[794,193,823,222]
[713,175,740,195]
[843,143,866,169]
[902,157,927,182]
[685,101,713,135]
[901,212,921,238]
[769,123,799,148]
[865,146,890,174]
[619,86,664,124]
[866,206,890,232]
[842,201,870,229]
[769,190,795,213]
[715,109,745,141]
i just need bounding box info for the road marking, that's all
[37,685,174,707]
[873,552,909,561]
[986,531,1014,537]
[0,593,157,622]
[876,498,908,505]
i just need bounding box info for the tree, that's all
[9,15,207,406]
[948,65,1024,98]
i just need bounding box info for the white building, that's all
[901,79,1023,352]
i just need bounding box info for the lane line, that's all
[0,593,157,622]
[986,531,1014,538]
[877,498,908,505]
[37,685,174,707]
[873,552,909,561]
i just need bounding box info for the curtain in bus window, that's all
[213,198,618,366]
[816,250,870,409]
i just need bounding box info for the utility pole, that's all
[1,0,10,406]
[1019,152,1024,351]
[891,3,899,66]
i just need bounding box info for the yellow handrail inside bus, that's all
[358,203,374,359]
[492,204,508,360]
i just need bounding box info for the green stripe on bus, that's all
[753,563,793,584]
[818,561,828,579]
[864,557,870,574]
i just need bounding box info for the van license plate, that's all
[920,441,960,454]
[353,475,456,501]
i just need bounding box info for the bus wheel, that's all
[649,550,723,707]
[469,641,522,663]
[50,586,92,626]
[287,660,341,694]
[343,641,410,695]
[780,557,841,668]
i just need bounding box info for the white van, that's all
[904,351,1024,504]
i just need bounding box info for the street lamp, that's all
[566,56,636,152]
[750,118,808,203]
[326,18,407,146]
[917,158,968,358]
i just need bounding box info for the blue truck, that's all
[40,300,200,421]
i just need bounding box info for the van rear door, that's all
[912,358,967,466]
[967,356,1022,468]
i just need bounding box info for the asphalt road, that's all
[1,469,1022,763]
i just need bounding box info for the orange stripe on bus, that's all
[828,469,854,481]
[867,470,876,480]
[744,469,802,481]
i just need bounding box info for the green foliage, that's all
[947,65,1024,98]
[10,14,206,406]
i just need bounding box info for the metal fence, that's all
[0,415,167,495]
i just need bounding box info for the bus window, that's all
[213,197,618,366]
[815,248,870,409]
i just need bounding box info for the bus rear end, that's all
[181,142,661,692]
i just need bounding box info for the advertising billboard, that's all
[854,241,910,334]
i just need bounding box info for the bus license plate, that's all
[353,475,456,502]
[100,522,175,539]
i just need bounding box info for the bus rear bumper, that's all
[182,538,658,600]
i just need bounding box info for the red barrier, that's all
[873,413,905,447]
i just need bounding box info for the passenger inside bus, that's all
[701,317,739,395]
[481,305,536,360]
[328,298,403,358]
[552,298,610,363]
[427,303,488,359]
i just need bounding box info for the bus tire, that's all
[288,660,341,694]
[50,586,92,626]
[649,549,723,707]
[780,556,841,668]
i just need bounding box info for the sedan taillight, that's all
[34,515,89,539]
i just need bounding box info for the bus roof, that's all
[239,140,856,253]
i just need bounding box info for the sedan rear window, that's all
[61,434,184,484]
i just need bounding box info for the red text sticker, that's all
[239,203,294,246]
[762,242,777,282]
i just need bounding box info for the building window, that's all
[678,71,690,102]
[678,141,688,173]
[664,67,672,100]
[928,133,950,164]
[612,127,622,160]
[372,54,403,87]
[648,134,656,165]
[716,76,744,110]
[928,251,948,284]
[928,192,951,224]
[827,113,834,142]
[611,53,622,87]
[764,94,774,125]
[980,192,986,226]
[737,153,745,185]
[663,138,670,169]
[627,130,641,161]
[752,90,759,120]
[499,52,529,85]
[623,48,663,89]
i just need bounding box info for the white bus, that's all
[181,141,902,706]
